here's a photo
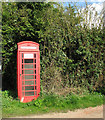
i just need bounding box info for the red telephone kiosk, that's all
[17,41,40,103]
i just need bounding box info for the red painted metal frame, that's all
[17,41,40,103]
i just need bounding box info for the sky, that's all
[87,0,104,2]
[62,1,103,14]
[49,0,104,2]
[78,1,103,28]
[61,0,104,28]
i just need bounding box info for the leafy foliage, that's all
[2,2,105,94]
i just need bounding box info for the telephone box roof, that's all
[17,41,39,46]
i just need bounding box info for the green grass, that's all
[2,90,104,118]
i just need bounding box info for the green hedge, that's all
[2,2,105,94]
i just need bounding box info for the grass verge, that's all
[2,90,104,117]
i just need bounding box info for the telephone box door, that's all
[19,52,40,102]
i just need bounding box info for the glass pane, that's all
[22,53,23,58]
[22,81,25,85]
[25,81,34,85]
[24,64,34,69]
[24,59,33,63]
[35,91,37,96]
[25,75,34,79]
[35,59,36,63]
[35,86,37,90]
[25,92,34,96]
[24,70,34,74]
[35,80,36,85]
[22,87,24,90]
[25,86,34,90]
[22,92,24,96]
[34,54,36,58]
[22,75,24,80]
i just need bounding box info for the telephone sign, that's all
[17,41,40,103]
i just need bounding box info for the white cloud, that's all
[90,3,103,13]
[89,0,104,2]
[48,0,104,2]
[78,3,103,28]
